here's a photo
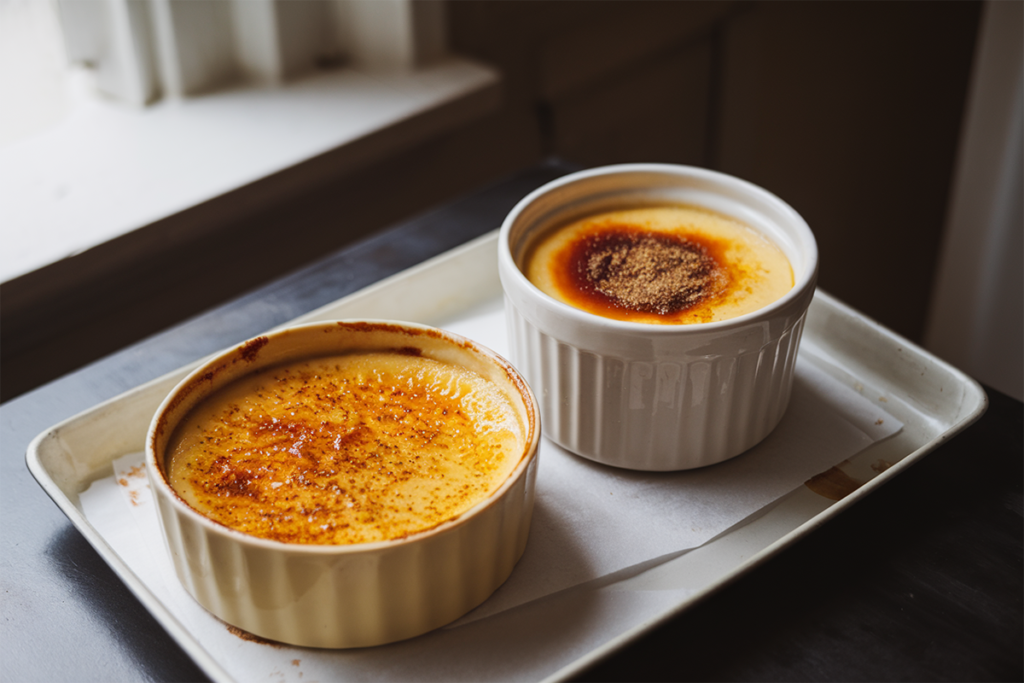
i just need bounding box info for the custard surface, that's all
[526,206,793,324]
[166,352,524,545]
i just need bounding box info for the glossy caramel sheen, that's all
[165,352,525,545]
[526,206,794,324]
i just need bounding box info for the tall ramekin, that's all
[498,164,818,471]
[146,321,540,648]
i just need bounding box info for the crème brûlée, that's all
[525,206,794,324]
[165,350,526,545]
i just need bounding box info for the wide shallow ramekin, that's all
[146,321,540,648]
[499,164,818,471]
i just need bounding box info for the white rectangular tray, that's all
[27,230,987,682]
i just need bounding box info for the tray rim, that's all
[25,230,988,683]
[547,291,988,679]
[27,427,235,682]
[23,231,513,683]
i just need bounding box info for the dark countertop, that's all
[2,162,1020,682]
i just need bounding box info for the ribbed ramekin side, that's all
[505,302,809,471]
[153,491,196,596]
[201,524,258,626]
[508,310,632,466]
[507,306,591,457]
[768,314,806,428]
[155,490,305,644]
[158,493,244,620]
[665,314,807,469]
[159,471,538,649]
[368,457,537,647]
[548,342,621,460]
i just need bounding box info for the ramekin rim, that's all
[498,163,819,334]
[145,319,541,555]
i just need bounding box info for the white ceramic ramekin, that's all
[499,164,818,471]
[146,321,540,648]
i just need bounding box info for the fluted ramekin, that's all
[146,321,540,648]
[499,164,818,471]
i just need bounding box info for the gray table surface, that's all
[2,162,1020,682]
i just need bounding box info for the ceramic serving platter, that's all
[27,231,987,683]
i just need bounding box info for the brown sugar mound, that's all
[584,232,725,314]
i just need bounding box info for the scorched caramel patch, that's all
[526,206,793,324]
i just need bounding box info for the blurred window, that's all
[0,0,73,147]
[0,1,500,285]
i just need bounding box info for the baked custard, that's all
[165,350,526,545]
[526,206,793,324]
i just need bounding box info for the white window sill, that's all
[0,56,499,284]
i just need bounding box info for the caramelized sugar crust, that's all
[166,352,524,545]
[526,206,793,324]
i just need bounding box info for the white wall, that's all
[925,0,1024,400]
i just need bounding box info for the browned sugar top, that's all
[525,206,795,325]
[165,352,524,545]
[582,230,726,315]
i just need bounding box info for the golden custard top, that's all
[525,206,794,324]
[165,351,525,545]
